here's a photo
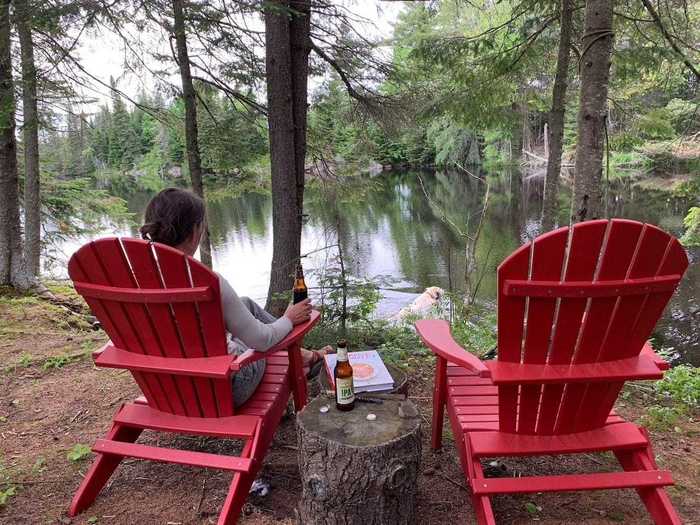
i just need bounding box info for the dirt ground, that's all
[1,286,698,525]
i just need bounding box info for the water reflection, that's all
[48,169,699,365]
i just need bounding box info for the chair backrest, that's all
[68,237,234,417]
[497,219,688,435]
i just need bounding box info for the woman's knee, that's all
[240,296,255,313]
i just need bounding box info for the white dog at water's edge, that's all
[388,286,445,323]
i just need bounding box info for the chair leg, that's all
[471,494,496,525]
[614,434,682,525]
[218,471,256,525]
[219,431,265,525]
[469,453,496,525]
[68,423,142,516]
[287,342,308,412]
[432,356,447,450]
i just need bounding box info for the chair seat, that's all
[238,351,291,417]
[445,363,625,432]
[468,422,649,457]
[131,350,292,422]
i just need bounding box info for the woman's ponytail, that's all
[140,188,205,247]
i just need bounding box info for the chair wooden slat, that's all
[93,439,254,473]
[504,275,680,298]
[152,243,217,416]
[519,227,568,433]
[70,239,174,413]
[496,242,530,432]
[119,239,201,416]
[472,470,673,495]
[120,239,186,356]
[114,403,258,438]
[75,282,214,303]
[469,422,647,456]
[536,220,608,434]
[627,240,688,359]
[188,258,228,355]
[555,220,644,433]
[95,344,233,377]
[585,225,685,429]
[154,244,207,357]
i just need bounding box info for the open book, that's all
[324,350,395,393]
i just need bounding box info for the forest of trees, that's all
[0,0,698,305]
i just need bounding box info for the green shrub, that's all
[636,108,676,141]
[67,443,92,462]
[642,405,684,431]
[655,365,700,408]
[665,98,699,134]
[641,365,699,430]
[681,207,700,247]
[609,131,644,151]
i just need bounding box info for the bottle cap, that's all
[337,339,347,348]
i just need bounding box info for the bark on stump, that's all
[296,396,421,525]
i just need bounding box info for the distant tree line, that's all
[44,81,267,183]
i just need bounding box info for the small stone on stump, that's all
[296,396,421,525]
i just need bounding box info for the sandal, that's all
[305,346,333,380]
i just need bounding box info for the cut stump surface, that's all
[296,395,421,525]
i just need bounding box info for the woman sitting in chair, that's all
[139,187,332,406]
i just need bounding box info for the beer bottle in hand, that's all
[334,339,355,411]
[293,263,308,304]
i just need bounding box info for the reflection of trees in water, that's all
[305,169,530,298]
[655,261,699,366]
[207,192,271,247]
[91,175,697,362]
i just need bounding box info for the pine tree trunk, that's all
[0,0,32,290]
[542,0,574,231]
[290,0,310,228]
[572,0,614,222]
[264,0,310,315]
[172,0,212,267]
[15,0,40,277]
[510,102,523,162]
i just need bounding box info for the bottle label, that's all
[337,347,348,361]
[336,377,354,405]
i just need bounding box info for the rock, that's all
[398,401,418,419]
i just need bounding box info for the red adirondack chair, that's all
[67,237,319,524]
[416,219,688,525]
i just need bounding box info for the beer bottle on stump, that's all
[334,339,355,411]
[293,263,308,304]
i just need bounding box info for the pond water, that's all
[46,169,699,365]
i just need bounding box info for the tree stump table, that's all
[296,395,421,525]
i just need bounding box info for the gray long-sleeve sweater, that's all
[218,274,292,351]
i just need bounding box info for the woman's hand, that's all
[284,298,312,325]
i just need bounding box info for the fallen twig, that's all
[437,472,469,492]
[196,478,207,514]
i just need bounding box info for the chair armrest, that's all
[93,342,109,359]
[267,310,321,352]
[95,344,235,379]
[230,310,321,372]
[415,319,491,377]
[485,352,665,384]
[641,342,670,370]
